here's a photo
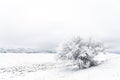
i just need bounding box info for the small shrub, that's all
[57,37,105,69]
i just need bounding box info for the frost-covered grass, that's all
[0,53,120,80]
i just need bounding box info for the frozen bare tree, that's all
[57,37,105,69]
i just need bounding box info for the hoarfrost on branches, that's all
[57,37,105,69]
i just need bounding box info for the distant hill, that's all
[0,48,55,53]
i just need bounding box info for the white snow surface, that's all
[0,53,120,80]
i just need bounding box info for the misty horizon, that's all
[0,0,120,53]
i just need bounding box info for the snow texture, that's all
[0,53,120,80]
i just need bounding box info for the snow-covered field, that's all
[0,53,120,80]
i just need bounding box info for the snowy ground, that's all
[0,53,120,80]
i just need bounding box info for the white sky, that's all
[0,0,120,52]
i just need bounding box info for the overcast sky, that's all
[0,0,120,52]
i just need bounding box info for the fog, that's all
[0,0,120,52]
